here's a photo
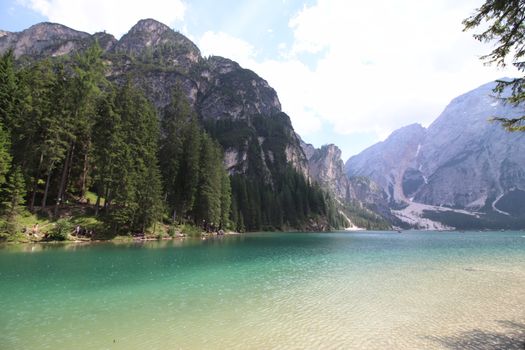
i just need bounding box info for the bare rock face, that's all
[345,123,426,204]
[198,56,281,121]
[300,140,393,227]
[345,81,525,228]
[0,22,93,58]
[304,143,353,200]
[415,82,525,209]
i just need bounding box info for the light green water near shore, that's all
[1,231,524,349]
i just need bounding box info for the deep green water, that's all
[1,231,525,349]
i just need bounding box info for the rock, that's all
[345,81,525,228]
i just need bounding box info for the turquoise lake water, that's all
[1,231,524,349]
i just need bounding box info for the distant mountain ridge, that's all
[346,81,525,229]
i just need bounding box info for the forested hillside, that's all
[0,39,343,240]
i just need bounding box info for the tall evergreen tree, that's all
[0,123,11,187]
[0,50,18,131]
[105,81,163,234]
[3,166,26,235]
[194,134,222,229]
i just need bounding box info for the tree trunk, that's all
[79,141,90,200]
[41,162,54,210]
[95,191,101,216]
[65,144,75,196]
[54,145,73,218]
[29,151,45,212]
[104,186,110,212]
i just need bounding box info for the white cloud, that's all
[283,0,520,140]
[18,0,186,38]
[199,31,256,67]
[197,0,519,147]
[195,1,519,151]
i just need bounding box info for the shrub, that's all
[49,219,73,241]
[181,224,201,237]
[167,225,177,237]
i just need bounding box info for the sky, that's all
[0,0,520,160]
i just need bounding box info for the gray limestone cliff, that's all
[301,140,392,228]
[302,143,353,201]
[345,81,525,228]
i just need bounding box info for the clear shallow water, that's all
[1,231,524,350]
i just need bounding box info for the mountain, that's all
[301,142,352,201]
[0,19,335,231]
[300,141,392,229]
[345,123,426,204]
[346,81,525,229]
[0,19,308,179]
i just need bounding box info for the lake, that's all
[1,231,524,349]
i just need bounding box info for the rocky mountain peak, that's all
[302,143,352,200]
[346,80,525,229]
[207,56,242,75]
[112,18,201,66]
[0,22,89,58]
[346,122,426,203]
[24,22,89,39]
[314,144,342,161]
[128,18,172,35]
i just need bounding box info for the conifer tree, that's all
[0,50,18,131]
[3,166,26,234]
[0,123,11,187]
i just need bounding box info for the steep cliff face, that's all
[0,19,309,183]
[301,141,392,229]
[415,82,525,209]
[303,143,353,200]
[345,123,426,204]
[345,81,525,229]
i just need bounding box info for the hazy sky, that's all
[0,0,519,159]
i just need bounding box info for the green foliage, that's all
[205,113,343,231]
[0,50,19,131]
[422,209,525,230]
[0,123,11,186]
[49,218,73,240]
[463,0,525,130]
[342,201,392,230]
[167,225,177,237]
[103,81,164,234]
[159,88,232,231]
[0,42,344,236]
[180,223,202,237]
[2,166,26,235]
[229,167,339,232]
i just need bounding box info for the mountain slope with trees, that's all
[0,19,346,240]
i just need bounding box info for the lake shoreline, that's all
[3,228,524,246]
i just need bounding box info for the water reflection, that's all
[0,234,248,253]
